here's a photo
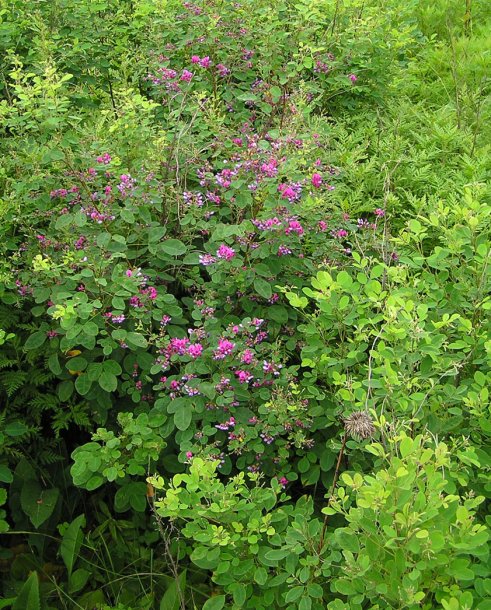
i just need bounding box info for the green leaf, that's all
[399,436,414,458]
[270,85,282,103]
[55,213,73,230]
[148,226,167,242]
[61,514,85,577]
[5,422,28,437]
[202,595,225,610]
[231,583,247,605]
[58,380,74,402]
[286,292,308,308]
[75,374,92,396]
[254,566,268,585]
[182,252,200,265]
[21,483,59,529]
[12,572,40,610]
[268,305,288,324]
[299,596,312,610]
[160,239,187,256]
[126,332,148,348]
[68,568,91,594]
[83,321,99,336]
[334,528,360,553]
[160,570,187,610]
[254,277,272,299]
[24,331,47,351]
[98,371,118,392]
[65,356,87,371]
[103,360,122,375]
[0,465,13,484]
[114,482,147,512]
[265,548,290,561]
[48,354,62,375]
[174,407,192,431]
[285,586,304,602]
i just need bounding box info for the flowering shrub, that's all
[1,0,490,609]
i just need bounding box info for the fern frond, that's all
[28,393,59,413]
[0,371,28,397]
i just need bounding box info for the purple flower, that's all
[180,69,193,82]
[199,254,217,266]
[241,349,254,364]
[311,172,322,188]
[348,73,357,82]
[187,343,203,359]
[235,370,253,384]
[285,220,304,236]
[169,337,190,355]
[278,244,292,256]
[278,182,303,202]
[199,56,211,68]
[96,153,112,164]
[214,338,235,360]
[215,416,236,431]
[216,63,230,77]
[216,244,236,260]
[333,229,348,239]
[374,208,385,217]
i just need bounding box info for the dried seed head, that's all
[343,411,376,440]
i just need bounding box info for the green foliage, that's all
[0,0,490,608]
[326,434,489,608]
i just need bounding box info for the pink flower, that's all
[278,182,302,202]
[334,229,348,239]
[187,343,203,359]
[185,451,193,459]
[191,55,200,64]
[214,338,235,360]
[96,153,112,164]
[199,56,211,68]
[241,349,254,364]
[278,476,288,487]
[280,186,296,200]
[318,220,328,231]
[129,296,143,308]
[278,245,292,256]
[216,244,236,260]
[181,69,193,82]
[146,286,158,300]
[235,370,253,384]
[285,220,304,236]
[216,63,230,77]
[374,208,385,217]
[199,254,216,266]
[215,416,235,431]
[169,337,190,355]
[311,173,322,188]
[348,73,357,82]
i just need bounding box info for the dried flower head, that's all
[343,411,375,440]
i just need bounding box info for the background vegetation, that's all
[0,0,490,608]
